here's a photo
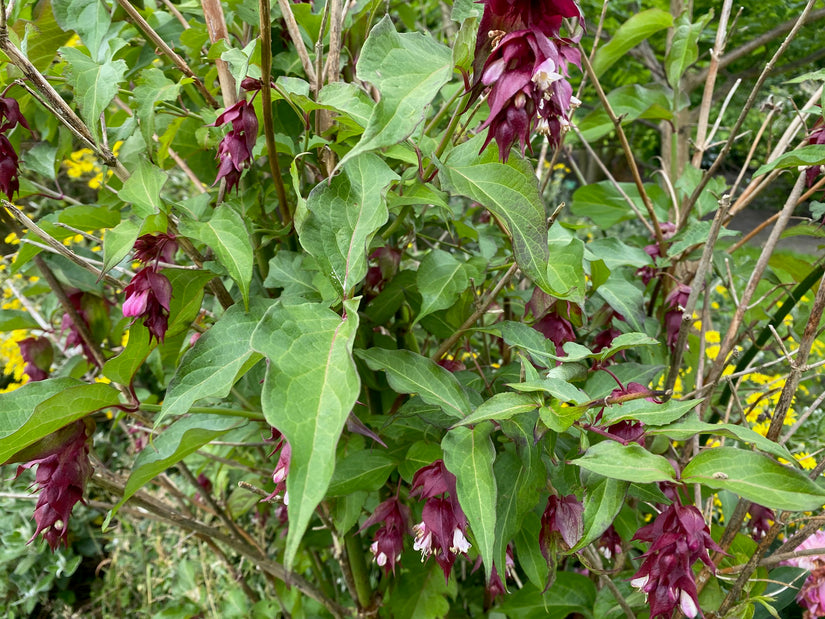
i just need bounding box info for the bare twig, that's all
[201,0,238,107]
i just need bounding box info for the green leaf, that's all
[109,414,243,519]
[15,1,73,72]
[180,205,253,308]
[573,441,677,483]
[337,16,452,169]
[572,477,628,552]
[134,68,182,150]
[596,275,646,332]
[576,84,673,142]
[22,143,59,181]
[665,13,711,89]
[598,332,659,361]
[440,136,554,294]
[416,249,469,322]
[570,180,667,230]
[0,380,120,464]
[648,419,793,461]
[592,8,674,77]
[159,300,272,426]
[586,238,655,270]
[493,440,543,575]
[316,82,375,128]
[102,218,140,274]
[357,348,472,419]
[454,392,539,426]
[390,556,455,619]
[682,447,825,511]
[497,574,597,619]
[60,47,127,143]
[0,309,40,331]
[753,145,825,177]
[59,205,120,231]
[103,324,153,385]
[53,0,112,61]
[515,512,548,589]
[545,238,586,303]
[250,300,360,569]
[509,377,587,404]
[326,451,395,496]
[443,425,497,578]
[601,398,702,426]
[668,219,738,257]
[118,158,169,217]
[299,154,399,298]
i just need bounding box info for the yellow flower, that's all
[4,232,19,245]
[794,452,816,470]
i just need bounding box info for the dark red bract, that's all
[123,267,173,343]
[17,336,53,381]
[631,503,723,619]
[132,233,178,265]
[211,100,258,193]
[360,497,410,574]
[16,420,94,551]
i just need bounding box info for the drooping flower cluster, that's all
[631,501,723,619]
[782,530,825,618]
[210,80,263,193]
[15,419,94,551]
[410,460,472,580]
[806,118,825,189]
[539,493,583,588]
[122,234,177,343]
[360,496,410,574]
[473,0,584,160]
[637,221,677,285]
[0,96,30,199]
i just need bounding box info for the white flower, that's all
[450,528,471,554]
[679,589,698,618]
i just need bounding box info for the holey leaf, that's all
[158,300,273,426]
[439,135,554,294]
[250,300,360,570]
[299,154,399,298]
[60,47,127,143]
[443,425,497,579]
[336,15,452,169]
[682,447,825,512]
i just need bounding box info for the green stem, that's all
[344,532,372,609]
[138,403,265,421]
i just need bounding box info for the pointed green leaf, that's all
[648,419,793,461]
[337,16,452,169]
[316,82,376,128]
[60,47,127,142]
[595,275,646,332]
[250,300,360,569]
[443,425,497,578]
[573,441,677,483]
[497,574,597,618]
[357,348,472,418]
[454,392,538,427]
[440,136,553,294]
[102,218,140,274]
[683,447,825,511]
[571,477,628,552]
[754,145,825,178]
[390,556,456,619]
[598,332,659,360]
[53,0,111,61]
[326,451,395,496]
[545,238,586,303]
[0,380,120,463]
[180,205,253,308]
[592,9,674,77]
[416,249,469,322]
[665,13,712,89]
[159,300,272,426]
[118,158,169,218]
[109,414,244,519]
[299,154,399,298]
[134,68,182,150]
[601,397,702,426]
